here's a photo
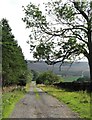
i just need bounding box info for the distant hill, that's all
[27,60,90,78]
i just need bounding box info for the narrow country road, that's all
[10,82,79,118]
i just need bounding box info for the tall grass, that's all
[39,85,90,119]
[2,89,25,118]
[34,88,40,100]
[25,83,31,92]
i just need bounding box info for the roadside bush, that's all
[36,71,61,85]
[17,79,26,86]
[26,70,33,83]
[31,70,39,81]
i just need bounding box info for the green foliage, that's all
[17,79,26,86]
[2,89,25,118]
[31,70,38,81]
[36,71,61,85]
[25,83,31,92]
[33,42,54,61]
[26,70,33,83]
[2,18,27,86]
[39,85,90,119]
[22,1,92,61]
[22,1,92,83]
[22,3,47,28]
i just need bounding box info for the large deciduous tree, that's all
[22,0,92,81]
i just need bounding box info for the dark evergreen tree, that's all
[2,18,27,86]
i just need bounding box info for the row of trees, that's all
[22,0,92,81]
[1,18,28,86]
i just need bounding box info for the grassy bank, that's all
[34,88,40,99]
[2,89,26,118]
[25,83,31,92]
[39,85,90,119]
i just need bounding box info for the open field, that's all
[62,76,80,82]
[27,61,90,82]
[38,85,91,119]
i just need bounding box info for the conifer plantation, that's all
[2,18,27,87]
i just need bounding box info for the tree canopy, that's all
[2,18,27,86]
[22,0,92,81]
[36,70,61,85]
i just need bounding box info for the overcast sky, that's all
[0,0,88,61]
[0,0,46,60]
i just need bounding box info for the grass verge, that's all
[25,83,31,92]
[34,87,40,100]
[38,85,90,119]
[2,89,25,118]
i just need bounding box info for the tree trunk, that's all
[87,19,92,91]
[87,27,92,91]
[88,40,92,83]
[89,50,92,83]
[89,58,92,82]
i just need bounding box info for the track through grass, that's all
[38,85,91,119]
